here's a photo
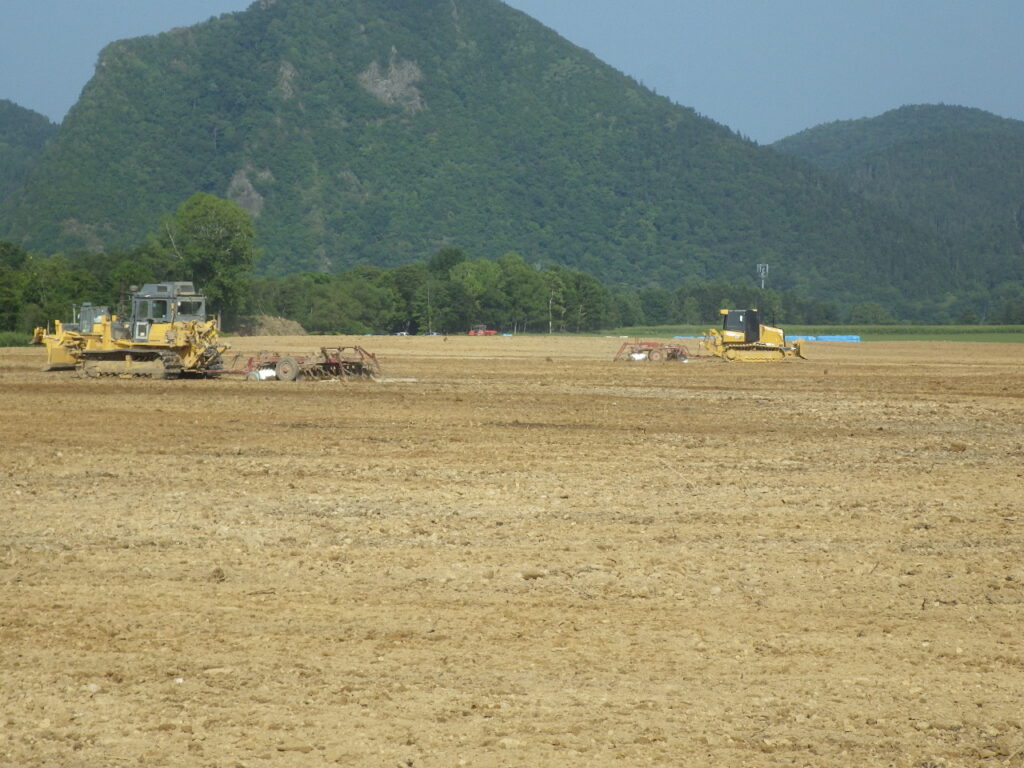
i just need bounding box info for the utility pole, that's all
[757,263,769,290]
[426,284,432,335]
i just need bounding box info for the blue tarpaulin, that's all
[792,335,861,342]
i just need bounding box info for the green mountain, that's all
[773,105,1024,290]
[0,0,962,310]
[0,100,57,205]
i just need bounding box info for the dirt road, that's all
[2,336,1022,766]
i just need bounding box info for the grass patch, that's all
[0,331,32,347]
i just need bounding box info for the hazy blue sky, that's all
[2,0,1022,143]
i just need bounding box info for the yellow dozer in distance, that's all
[32,282,227,378]
[701,308,806,362]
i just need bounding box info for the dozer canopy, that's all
[129,283,209,343]
[720,308,761,343]
[131,282,207,323]
[63,303,112,334]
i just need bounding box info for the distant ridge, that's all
[0,1,974,312]
[772,105,1024,292]
[0,100,57,205]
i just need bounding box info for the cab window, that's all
[177,300,204,317]
[151,300,169,320]
[724,311,745,332]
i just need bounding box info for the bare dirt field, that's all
[2,335,1022,767]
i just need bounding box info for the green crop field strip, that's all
[609,325,1024,343]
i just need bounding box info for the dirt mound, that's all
[233,314,306,336]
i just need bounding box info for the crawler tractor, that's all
[701,308,805,362]
[33,282,227,378]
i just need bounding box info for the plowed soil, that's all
[2,336,1022,767]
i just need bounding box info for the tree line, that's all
[3,194,1022,341]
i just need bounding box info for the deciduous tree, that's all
[160,193,256,327]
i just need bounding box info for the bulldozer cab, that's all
[69,303,110,333]
[721,309,761,343]
[130,282,208,342]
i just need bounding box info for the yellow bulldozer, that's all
[701,308,805,362]
[32,282,227,378]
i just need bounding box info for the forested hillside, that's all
[0,0,966,317]
[773,106,1024,316]
[0,100,57,205]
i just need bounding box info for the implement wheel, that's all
[275,357,301,381]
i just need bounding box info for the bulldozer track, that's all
[76,350,189,379]
[722,345,787,362]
